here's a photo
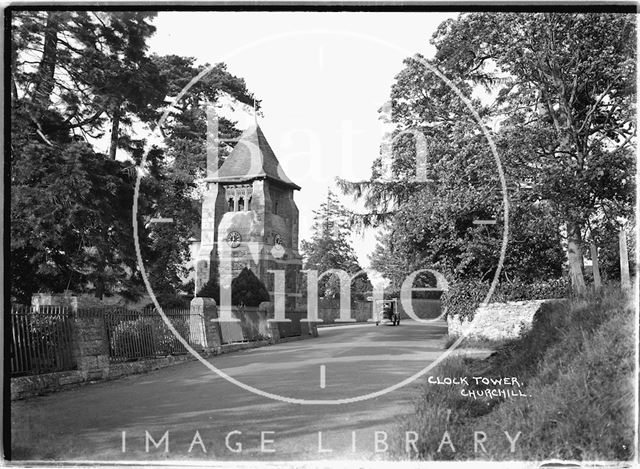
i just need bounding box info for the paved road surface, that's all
[11,320,449,462]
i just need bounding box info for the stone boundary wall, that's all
[317,299,372,323]
[11,299,318,401]
[447,299,550,341]
[316,298,442,323]
[398,298,441,320]
[11,355,193,400]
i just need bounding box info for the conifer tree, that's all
[301,191,372,299]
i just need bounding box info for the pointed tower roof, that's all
[207,123,300,190]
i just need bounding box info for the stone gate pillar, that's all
[72,312,110,380]
[258,301,280,343]
[190,297,223,355]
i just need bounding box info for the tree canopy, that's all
[340,12,635,293]
[301,190,373,299]
[10,10,259,304]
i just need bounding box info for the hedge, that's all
[442,277,571,321]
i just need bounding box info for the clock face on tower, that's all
[226,231,242,248]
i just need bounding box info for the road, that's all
[11,320,449,462]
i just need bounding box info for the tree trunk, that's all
[619,227,631,291]
[567,221,586,295]
[32,11,61,106]
[108,104,121,160]
[589,241,602,293]
[95,275,104,300]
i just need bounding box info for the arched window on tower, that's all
[228,198,234,212]
[247,197,252,211]
[238,197,245,211]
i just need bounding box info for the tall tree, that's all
[138,55,259,300]
[340,13,635,293]
[10,108,143,302]
[301,191,372,299]
[431,12,636,293]
[11,11,170,302]
[12,11,166,158]
[9,11,261,304]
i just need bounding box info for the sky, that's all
[146,11,459,270]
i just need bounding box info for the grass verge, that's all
[390,290,636,461]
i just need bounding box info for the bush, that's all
[384,288,443,301]
[109,314,191,360]
[196,269,220,302]
[17,311,76,374]
[442,278,571,321]
[502,277,572,302]
[110,318,156,359]
[231,267,270,307]
[144,293,192,310]
[196,267,270,307]
[440,280,489,321]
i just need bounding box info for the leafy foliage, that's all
[9,11,260,305]
[391,290,634,460]
[301,191,373,299]
[341,13,636,294]
[10,11,165,302]
[109,314,191,360]
[195,267,270,307]
[230,268,271,307]
[195,268,220,303]
[10,110,143,303]
[442,278,572,321]
[12,11,166,158]
[139,55,257,300]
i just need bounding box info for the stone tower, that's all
[194,122,302,309]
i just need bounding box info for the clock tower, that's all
[194,122,302,309]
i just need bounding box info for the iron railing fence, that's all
[100,307,205,363]
[10,305,76,377]
[10,304,207,373]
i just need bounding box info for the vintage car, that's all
[375,299,400,326]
